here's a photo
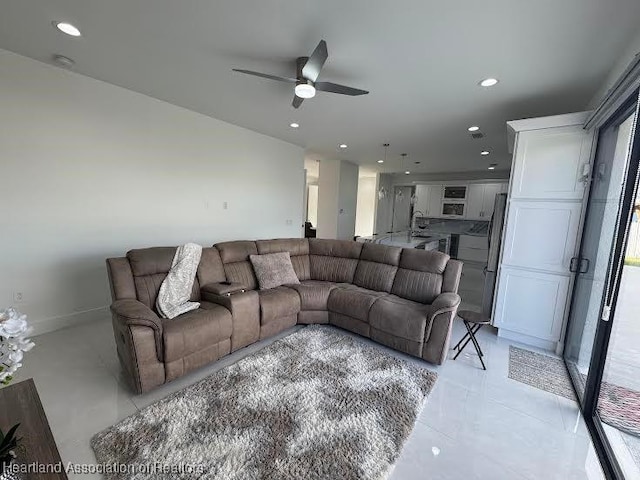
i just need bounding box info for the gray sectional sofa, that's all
[106,238,463,393]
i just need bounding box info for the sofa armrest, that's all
[201,282,246,297]
[421,293,461,365]
[201,290,260,352]
[110,299,163,361]
[430,292,461,314]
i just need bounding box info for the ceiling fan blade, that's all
[232,69,297,83]
[301,40,328,82]
[292,94,304,109]
[315,82,369,96]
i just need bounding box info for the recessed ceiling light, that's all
[481,150,490,156]
[405,171,411,175]
[339,144,348,149]
[377,160,384,164]
[468,126,480,132]
[488,163,497,170]
[289,122,299,128]
[479,78,499,87]
[54,22,81,37]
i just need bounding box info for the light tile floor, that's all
[12,316,606,480]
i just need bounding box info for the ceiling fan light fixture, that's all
[295,82,316,99]
[468,125,480,132]
[481,150,490,156]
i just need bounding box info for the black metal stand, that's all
[453,321,487,370]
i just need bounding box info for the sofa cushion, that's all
[258,286,301,324]
[256,239,310,281]
[369,294,430,342]
[391,249,450,304]
[287,280,337,311]
[309,239,363,283]
[327,285,385,322]
[215,241,259,290]
[127,247,200,309]
[353,243,402,292]
[250,252,300,290]
[162,305,232,363]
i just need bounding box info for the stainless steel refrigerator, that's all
[481,193,507,319]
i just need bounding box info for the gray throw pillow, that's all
[249,252,300,290]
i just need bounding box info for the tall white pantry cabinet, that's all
[493,112,596,352]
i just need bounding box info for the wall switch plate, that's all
[223,201,228,210]
[285,219,292,225]
[13,292,23,303]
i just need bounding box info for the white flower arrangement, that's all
[0,308,35,386]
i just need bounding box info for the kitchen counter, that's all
[357,231,449,251]
[414,218,489,237]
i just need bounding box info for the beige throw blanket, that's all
[156,243,202,319]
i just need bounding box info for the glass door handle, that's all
[570,257,580,273]
[579,258,590,274]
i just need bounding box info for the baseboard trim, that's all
[31,306,109,337]
[497,328,556,351]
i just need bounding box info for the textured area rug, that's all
[509,346,640,438]
[508,346,576,400]
[92,325,437,480]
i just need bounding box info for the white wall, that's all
[337,161,359,240]
[355,176,377,237]
[316,159,359,240]
[317,159,341,238]
[0,49,304,335]
[307,185,319,227]
[588,29,640,109]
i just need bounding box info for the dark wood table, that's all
[0,379,67,479]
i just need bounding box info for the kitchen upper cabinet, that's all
[414,184,442,217]
[466,184,484,220]
[481,183,503,219]
[466,183,505,220]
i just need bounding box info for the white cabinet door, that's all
[414,185,430,216]
[510,126,593,200]
[427,185,443,217]
[466,184,484,220]
[481,183,503,219]
[500,200,582,274]
[494,266,570,342]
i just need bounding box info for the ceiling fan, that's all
[232,40,369,109]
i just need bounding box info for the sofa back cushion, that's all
[256,238,310,280]
[127,247,200,310]
[353,243,402,292]
[197,247,227,286]
[309,239,363,283]
[215,241,259,290]
[391,249,450,304]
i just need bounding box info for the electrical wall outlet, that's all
[13,292,24,303]
[223,201,228,210]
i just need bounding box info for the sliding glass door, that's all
[563,93,640,479]
[564,109,636,401]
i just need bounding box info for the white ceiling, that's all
[1,0,639,174]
